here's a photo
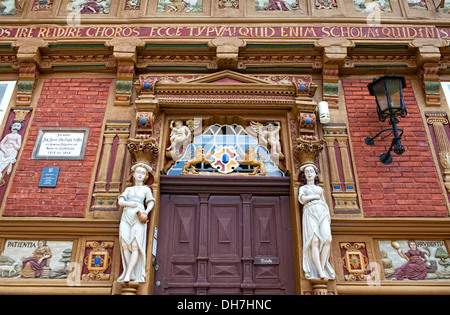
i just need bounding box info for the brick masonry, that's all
[2,78,111,217]
[343,79,448,217]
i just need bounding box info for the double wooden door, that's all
[153,176,296,295]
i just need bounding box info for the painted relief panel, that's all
[353,0,392,11]
[255,0,299,10]
[0,240,73,279]
[442,0,450,13]
[380,240,450,280]
[67,0,111,14]
[0,0,19,15]
[157,0,203,13]
[31,0,54,11]
[407,0,428,9]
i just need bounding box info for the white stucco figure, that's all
[118,163,155,283]
[298,164,335,280]
[0,121,23,179]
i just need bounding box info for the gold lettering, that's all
[304,27,316,37]
[86,27,95,37]
[196,27,207,36]
[206,27,215,37]
[367,27,377,38]
[17,27,28,38]
[239,27,249,37]
[381,27,391,37]
[439,28,449,38]
[322,26,331,37]
[266,27,275,37]
[407,27,417,38]
[330,27,340,37]
[281,27,288,37]
[425,27,435,38]
[37,27,47,38]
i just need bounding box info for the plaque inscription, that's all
[31,127,90,160]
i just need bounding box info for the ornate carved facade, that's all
[0,0,450,297]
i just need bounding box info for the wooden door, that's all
[153,176,295,295]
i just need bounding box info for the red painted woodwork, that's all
[153,175,295,295]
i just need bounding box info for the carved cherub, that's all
[249,121,284,160]
[236,146,267,176]
[181,146,215,175]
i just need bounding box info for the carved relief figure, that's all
[255,0,298,10]
[0,121,23,184]
[390,241,431,280]
[157,0,202,13]
[166,120,193,156]
[236,146,267,176]
[17,240,52,278]
[250,121,284,159]
[0,0,21,15]
[118,163,155,283]
[181,146,215,175]
[353,0,392,12]
[298,164,335,280]
[68,0,111,14]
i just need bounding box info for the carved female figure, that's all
[118,163,155,283]
[0,121,23,181]
[298,164,335,280]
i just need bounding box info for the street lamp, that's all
[365,74,407,165]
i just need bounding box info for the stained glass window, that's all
[167,123,284,176]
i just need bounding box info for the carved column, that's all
[109,134,129,192]
[411,39,446,107]
[426,112,450,191]
[323,125,360,213]
[91,121,131,215]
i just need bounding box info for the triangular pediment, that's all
[184,70,272,85]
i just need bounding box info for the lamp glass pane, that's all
[371,80,389,113]
[386,78,402,110]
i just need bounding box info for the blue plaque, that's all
[39,167,60,187]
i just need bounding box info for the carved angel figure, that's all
[250,121,283,159]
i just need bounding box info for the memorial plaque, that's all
[32,128,89,160]
[38,167,60,187]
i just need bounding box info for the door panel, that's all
[154,176,295,295]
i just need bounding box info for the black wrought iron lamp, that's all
[365,74,407,165]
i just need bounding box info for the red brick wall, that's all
[2,78,111,217]
[343,79,448,217]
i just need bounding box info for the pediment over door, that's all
[134,70,317,111]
